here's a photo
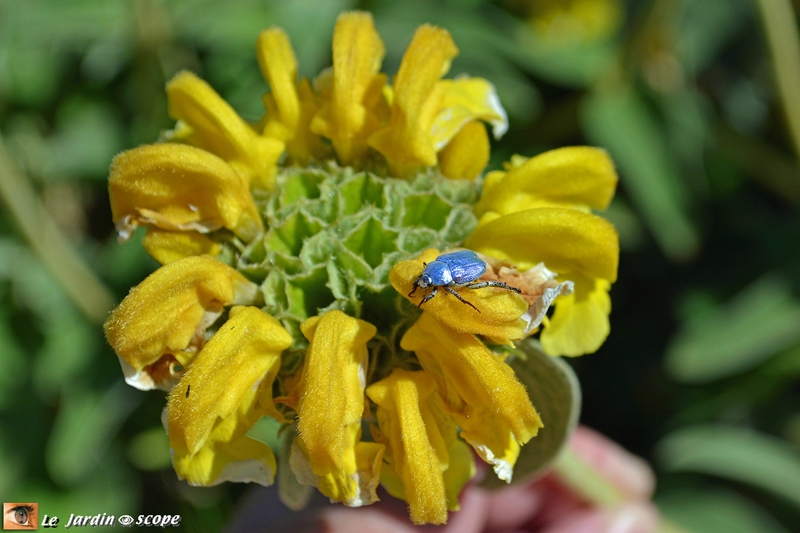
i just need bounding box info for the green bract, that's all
[237,164,479,372]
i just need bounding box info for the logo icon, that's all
[118,515,134,527]
[3,503,38,530]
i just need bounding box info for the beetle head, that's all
[415,273,433,289]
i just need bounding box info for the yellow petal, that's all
[367,369,449,525]
[389,249,528,342]
[401,313,542,447]
[257,29,327,164]
[475,147,618,216]
[456,404,522,482]
[465,208,619,282]
[168,306,292,455]
[165,71,284,189]
[290,438,385,507]
[310,12,386,164]
[172,417,277,487]
[541,274,611,356]
[438,121,490,180]
[257,27,300,139]
[168,306,291,486]
[109,143,263,242]
[294,310,377,503]
[142,228,221,265]
[104,256,258,390]
[430,77,507,150]
[369,25,459,177]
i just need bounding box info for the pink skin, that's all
[313,427,660,533]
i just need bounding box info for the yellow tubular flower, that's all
[390,248,528,343]
[291,310,381,506]
[401,313,542,480]
[168,306,293,486]
[108,143,263,242]
[104,10,621,525]
[369,25,459,177]
[474,146,618,215]
[142,228,221,265]
[310,12,387,165]
[104,255,258,390]
[371,376,475,517]
[366,369,453,525]
[257,28,327,163]
[438,121,491,180]
[429,77,508,149]
[165,71,284,190]
[465,208,619,356]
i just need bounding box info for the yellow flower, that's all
[438,120,491,180]
[165,71,285,190]
[104,255,258,390]
[474,147,617,215]
[368,24,507,178]
[390,248,528,343]
[141,228,221,265]
[167,306,293,486]
[466,147,619,356]
[256,27,329,164]
[309,12,388,165]
[105,10,621,526]
[108,143,263,242]
[401,313,542,481]
[366,369,474,525]
[466,207,619,356]
[286,310,384,506]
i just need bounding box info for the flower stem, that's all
[553,449,692,533]
[755,0,800,167]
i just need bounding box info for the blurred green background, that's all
[2,0,800,531]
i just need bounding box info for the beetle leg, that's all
[464,280,521,293]
[409,278,420,297]
[419,286,437,308]
[444,286,481,313]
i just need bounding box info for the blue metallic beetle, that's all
[409,250,521,313]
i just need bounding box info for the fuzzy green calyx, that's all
[237,164,479,373]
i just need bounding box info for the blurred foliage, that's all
[2,0,800,531]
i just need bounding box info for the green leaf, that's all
[46,382,141,486]
[246,416,281,452]
[665,275,800,383]
[482,340,581,489]
[581,88,700,261]
[0,314,27,409]
[656,425,800,509]
[33,317,98,400]
[657,488,789,533]
[127,427,171,472]
[277,426,312,511]
[21,460,137,523]
[508,24,617,88]
[676,0,752,75]
[47,98,124,180]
